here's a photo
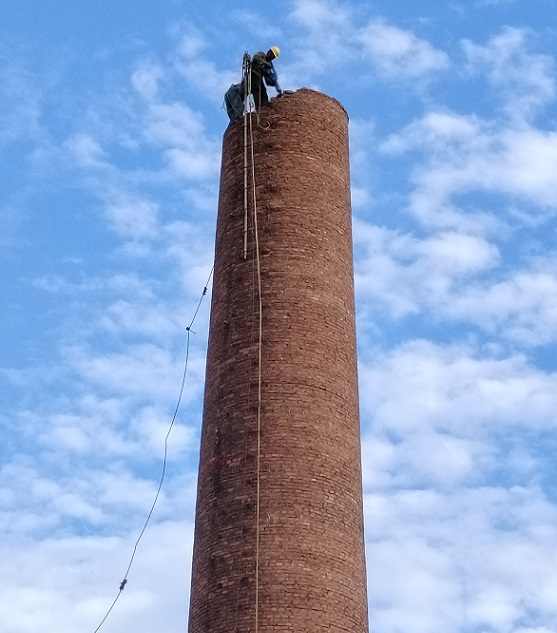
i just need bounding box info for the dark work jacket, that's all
[250,52,282,93]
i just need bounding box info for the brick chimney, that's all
[188,88,369,632]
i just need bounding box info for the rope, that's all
[238,57,264,631]
[92,265,214,633]
[247,98,264,633]
[243,54,250,260]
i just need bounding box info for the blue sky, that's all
[2,0,557,631]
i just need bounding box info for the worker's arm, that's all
[264,64,282,94]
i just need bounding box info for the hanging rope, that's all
[92,265,214,633]
[236,51,265,630]
[243,53,252,260]
[246,92,264,633]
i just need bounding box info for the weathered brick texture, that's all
[188,89,369,632]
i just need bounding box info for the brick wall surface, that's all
[188,89,369,632]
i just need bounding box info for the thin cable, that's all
[247,105,264,633]
[91,590,122,633]
[92,265,214,633]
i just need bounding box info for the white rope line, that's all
[243,53,251,260]
[247,101,264,633]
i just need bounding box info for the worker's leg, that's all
[251,75,268,109]
[258,84,269,108]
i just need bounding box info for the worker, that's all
[249,46,282,110]
[224,47,283,124]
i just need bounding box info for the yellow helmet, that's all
[269,46,280,59]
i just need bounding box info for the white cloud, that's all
[359,19,450,79]
[370,536,461,633]
[349,118,376,208]
[66,133,108,168]
[381,110,481,154]
[143,103,220,181]
[164,147,219,180]
[129,405,197,459]
[363,432,488,489]
[171,22,239,104]
[0,57,44,148]
[172,22,207,60]
[231,10,282,40]
[36,394,134,457]
[0,521,194,633]
[463,28,555,119]
[351,186,370,209]
[355,212,557,346]
[359,340,557,441]
[445,265,557,345]
[289,0,353,76]
[291,0,350,27]
[491,127,557,206]
[144,103,205,146]
[161,221,215,293]
[132,59,165,101]
[382,109,557,232]
[0,203,27,249]
[477,0,518,5]
[105,195,159,240]
[366,486,557,632]
[66,343,205,404]
[100,299,179,338]
[354,222,500,318]
[287,0,448,84]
